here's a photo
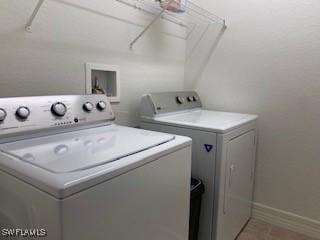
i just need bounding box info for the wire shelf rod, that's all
[183,2,226,27]
[25,0,45,32]
[116,0,188,28]
[24,0,186,40]
[54,0,187,39]
[129,0,174,49]
[122,0,227,27]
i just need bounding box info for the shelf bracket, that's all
[223,19,227,29]
[129,0,175,49]
[25,0,45,32]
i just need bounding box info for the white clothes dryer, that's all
[140,91,258,240]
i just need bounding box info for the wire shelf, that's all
[116,0,227,48]
[25,0,227,49]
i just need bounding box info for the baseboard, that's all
[252,202,320,239]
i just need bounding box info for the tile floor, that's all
[237,219,317,240]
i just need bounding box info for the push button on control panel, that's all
[0,108,7,122]
[51,102,67,117]
[16,106,30,120]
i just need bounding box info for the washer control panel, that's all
[0,95,114,136]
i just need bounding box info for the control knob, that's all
[0,108,7,122]
[97,101,107,111]
[83,102,94,112]
[16,106,30,120]
[193,95,199,102]
[51,102,67,117]
[176,96,185,104]
[187,96,194,102]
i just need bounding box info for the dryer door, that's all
[223,130,256,239]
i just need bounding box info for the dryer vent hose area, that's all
[156,0,187,12]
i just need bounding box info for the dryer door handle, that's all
[229,164,235,188]
[223,164,235,215]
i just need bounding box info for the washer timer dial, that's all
[176,96,185,104]
[83,102,94,112]
[51,102,67,117]
[0,108,7,122]
[16,106,30,120]
[97,101,107,111]
[187,96,194,102]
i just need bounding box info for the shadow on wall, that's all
[185,24,226,89]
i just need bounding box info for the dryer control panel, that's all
[140,91,202,117]
[0,95,114,137]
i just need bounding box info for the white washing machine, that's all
[0,95,192,240]
[140,91,258,240]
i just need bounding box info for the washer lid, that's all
[153,109,258,133]
[0,125,175,173]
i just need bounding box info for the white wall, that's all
[0,0,186,126]
[188,0,320,222]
